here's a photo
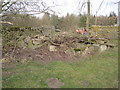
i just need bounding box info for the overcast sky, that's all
[38,0,119,17]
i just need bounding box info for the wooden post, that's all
[86,0,90,30]
[118,1,120,48]
[50,26,55,40]
[0,1,2,89]
[0,1,2,59]
[95,16,97,25]
[118,1,120,26]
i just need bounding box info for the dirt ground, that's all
[14,45,75,62]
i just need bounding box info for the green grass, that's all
[2,45,118,88]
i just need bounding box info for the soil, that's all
[13,44,76,62]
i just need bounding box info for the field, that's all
[2,27,119,88]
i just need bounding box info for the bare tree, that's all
[1,0,60,18]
